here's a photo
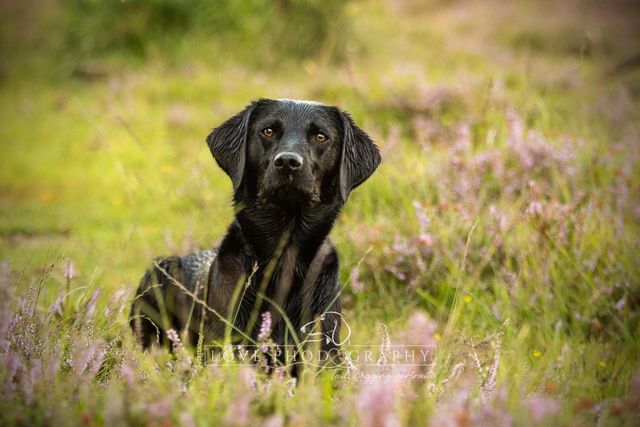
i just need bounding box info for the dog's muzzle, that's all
[274,151,303,174]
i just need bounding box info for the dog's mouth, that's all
[258,177,320,206]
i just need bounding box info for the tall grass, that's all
[1,0,639,425]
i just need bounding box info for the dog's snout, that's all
[274,152,303,171]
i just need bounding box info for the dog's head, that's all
[207,99,380,207]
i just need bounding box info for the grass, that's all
[1,0,640,425]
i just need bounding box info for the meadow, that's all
[1,0,639,425]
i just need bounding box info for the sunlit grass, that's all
[1,0,639,425]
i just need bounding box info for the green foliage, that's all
[60,0,349,60]
[1,0,640,425]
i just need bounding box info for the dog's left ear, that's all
[206,102,257,191]
[338,111,381,202]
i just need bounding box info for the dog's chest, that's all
[247,246,309,317]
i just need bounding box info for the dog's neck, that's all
[233,201,341,267]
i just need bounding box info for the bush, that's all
[62,0,349,60]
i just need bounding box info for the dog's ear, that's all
[338,111,381,202]
[206,102,257,191]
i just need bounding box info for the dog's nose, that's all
[274,152,303,171]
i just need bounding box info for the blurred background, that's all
[1,0,640,423]
[1,0,639,317]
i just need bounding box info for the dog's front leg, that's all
[204,251,249,338]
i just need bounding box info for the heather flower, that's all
[526,394,560,422]
[412,200,431,234]
[340,349,360,381]
[382,124,402,158]
[471,395,514,427]
[263,414,284,427]
[405,311,436,344]
[84,288,101,318]
[391,235,416,258]
[145,398,172,420]
[482,333,502,400]
[415,233,434,252]
[9,313,38,359]
[180,412,197,427]
[430,381,473,426]
[470,345,484,377]
[49,292,65,317]
[488,204,510,234]
[71,346,93,377]
[224,367,256,426]
[239,366,257,390]
[103,288,128,317]
[450,362,465,380]
[286,377,297,398]
[17,285,38,318]
[274,367,286,381]
[383,200,437,288]
[452,123,472,155]
[64,260,75,280]
[3,348,22,393]
[506,108,573,172]
[258,311,272,342]
[87,346,107,377]
[120,363,135,387]
[356,379,400,427]
[68,335,107,380]
[411,115,438,149]
[385,265,407,282]
[350,266,365,293]
[378,311,438,387]
[166,328,181,351]
[525,201,544,217]
[224,393,251,426]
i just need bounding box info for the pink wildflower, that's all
[350,266,365,293]
[527,394,560,422]
[258,311,272,341]
[64,260,75,280]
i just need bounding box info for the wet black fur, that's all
[130,99,380,362]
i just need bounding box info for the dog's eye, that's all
[261,128,274,138]
[314,133,328,143]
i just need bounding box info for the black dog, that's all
[130,99,380,363]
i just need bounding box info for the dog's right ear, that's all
[206,102,257,191]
